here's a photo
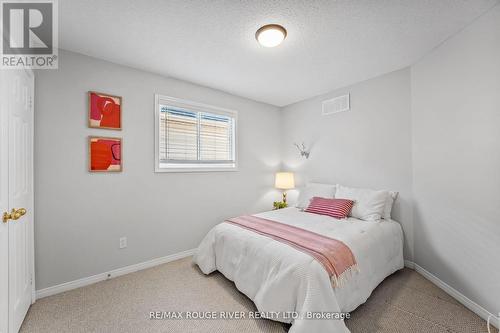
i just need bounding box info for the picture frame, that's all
[88,136,122,172]
[88,91,122,130]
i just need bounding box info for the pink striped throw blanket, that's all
[225,215,358,288]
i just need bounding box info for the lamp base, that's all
[282,191,287,204]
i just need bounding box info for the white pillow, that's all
[335,185,388,221]
[296,183,336,209]
[383,191,398,219]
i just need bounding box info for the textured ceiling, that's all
[60,0,499,106]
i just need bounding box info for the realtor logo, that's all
[1,0,58,69]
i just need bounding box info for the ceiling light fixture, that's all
[255,24,287,48]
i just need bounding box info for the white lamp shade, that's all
[275,172,295,190]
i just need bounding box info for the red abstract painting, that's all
[89,92,122,129]
[89,137,122,172]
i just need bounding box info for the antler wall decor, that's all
[294,142,310,159]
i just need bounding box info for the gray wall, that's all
[34,50,282,290]
[411,5,500,314]
[280,68,414,260]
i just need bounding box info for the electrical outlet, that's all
[119,237,127,249]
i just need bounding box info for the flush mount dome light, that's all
[255,24,287,47]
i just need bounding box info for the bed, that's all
[194,206,404,333]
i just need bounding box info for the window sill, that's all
[155,163,238,173]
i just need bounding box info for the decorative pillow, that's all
[335,185,388,221]
[304,197,354,219]
[296,183,337,209]
[383,191,398,219]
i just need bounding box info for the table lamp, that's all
[275,172,295,204]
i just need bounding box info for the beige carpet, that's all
[21,257,496,333]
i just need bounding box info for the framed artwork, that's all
[89,136,122,172]
[88,91,122,130]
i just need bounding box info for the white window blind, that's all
[155,95,237,172]
[199,113,234,162]
[159,108,198,161]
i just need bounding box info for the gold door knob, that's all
[2,208,27,222]
[11,208,26,220]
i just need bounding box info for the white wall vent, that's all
[322,94,350,115]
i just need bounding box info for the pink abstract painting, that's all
[89,92,122,129]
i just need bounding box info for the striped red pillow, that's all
[304,197,354,219]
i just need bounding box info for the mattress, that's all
[194,207,404,333]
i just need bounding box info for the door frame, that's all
[20,67,36,305]
[27,68,35,305]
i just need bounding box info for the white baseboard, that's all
[405,261,499,329]
[404,260,415,269]
[35,248,196,300]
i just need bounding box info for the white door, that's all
[0,71,11,333]
[0,69,34,333]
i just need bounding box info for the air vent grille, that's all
[322,94,350,115]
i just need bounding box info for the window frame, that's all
[154,94,238,173]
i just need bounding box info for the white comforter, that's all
[194,207,404,333]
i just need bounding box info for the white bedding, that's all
[194,207,404,333]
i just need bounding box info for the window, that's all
[155,95,237,172]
